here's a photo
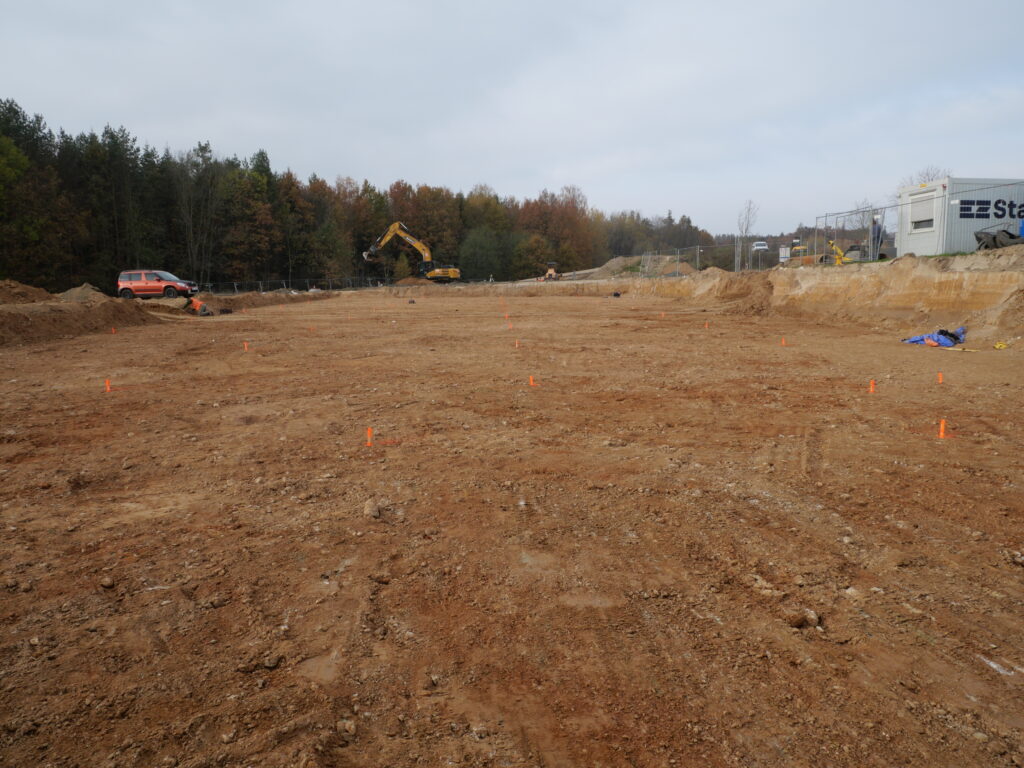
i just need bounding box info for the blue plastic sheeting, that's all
[902,326,966,347]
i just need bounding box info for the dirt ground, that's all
[2,288,1023,767]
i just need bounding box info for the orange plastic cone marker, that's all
[937,372,944,384]
[366,427,374,447]
[704,321,709,329]
[781,337,787,347]
[243,341,249,352]
[111,327,116,334]
[869,379,876,393]
[104,379,111,393]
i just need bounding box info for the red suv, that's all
[117,270,198,299]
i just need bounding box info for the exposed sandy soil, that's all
[0,289,340,348]
[2,285,1023,767]
[0,295,163,347]
[0,279,54,304]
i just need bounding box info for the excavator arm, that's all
[362,221,461,282]
[827,240,852,266]
[363,222,433,264]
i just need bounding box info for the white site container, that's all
[896,177,1024,256]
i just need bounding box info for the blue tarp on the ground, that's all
[902,326,966,347]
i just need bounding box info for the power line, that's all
[820,180,1024,220]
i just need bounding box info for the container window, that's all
[910,194,934,231]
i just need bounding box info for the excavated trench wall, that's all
[385,251,1024,337]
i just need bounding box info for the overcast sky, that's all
[3,0,1022,233]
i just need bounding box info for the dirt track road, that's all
[2,291,1023,767]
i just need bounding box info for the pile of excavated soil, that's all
[0,289,344,346]
[589,255,641,279]
[59,283,105,302]
[392,247,1024,337]
[0,296,162,347]
[396,276,434,285]
[0,279,53,304]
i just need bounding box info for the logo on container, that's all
[958,199,1023,219]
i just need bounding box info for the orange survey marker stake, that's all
[937,371,944,384]
[504,313,509,320]
[704,320,709,329]
[515,339,520,349]
[938,418,947,439]
[781,337,787,347]
[507,322,513,331]
[104,379,111,393]
[111,327,117,334]
[869,379,876,393]
[529,376,537,387]
[243,341,249,352]
[365,427,374,447]
[660,312,665,318]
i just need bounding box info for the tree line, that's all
[0,99,715,291]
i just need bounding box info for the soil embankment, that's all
[3,247,1023,347]
[0,286,340,347]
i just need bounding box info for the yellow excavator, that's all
[363,221,461,282]
[827,240,857,266]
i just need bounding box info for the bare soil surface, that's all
[2,290,1023,767]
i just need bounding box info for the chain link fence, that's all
[635,244,744,278]
[200,276,393,294]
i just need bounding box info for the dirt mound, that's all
[0,295,162,347]
[396,276,434,285]
[589,255,641,279]
[974,286,1024,340]
[388,249,1024,336]
[0,279,53,304]
[59,283,105,302]
[944,244,1024,271]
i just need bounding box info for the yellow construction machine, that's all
[363,222,461,282]
[826,240,861,266]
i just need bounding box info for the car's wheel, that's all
[163,286,179,298]
[119,289,134,299]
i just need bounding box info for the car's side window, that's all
[128,273,140,281]
[144,273,159,280]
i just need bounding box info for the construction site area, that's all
[2,250,1024,767]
